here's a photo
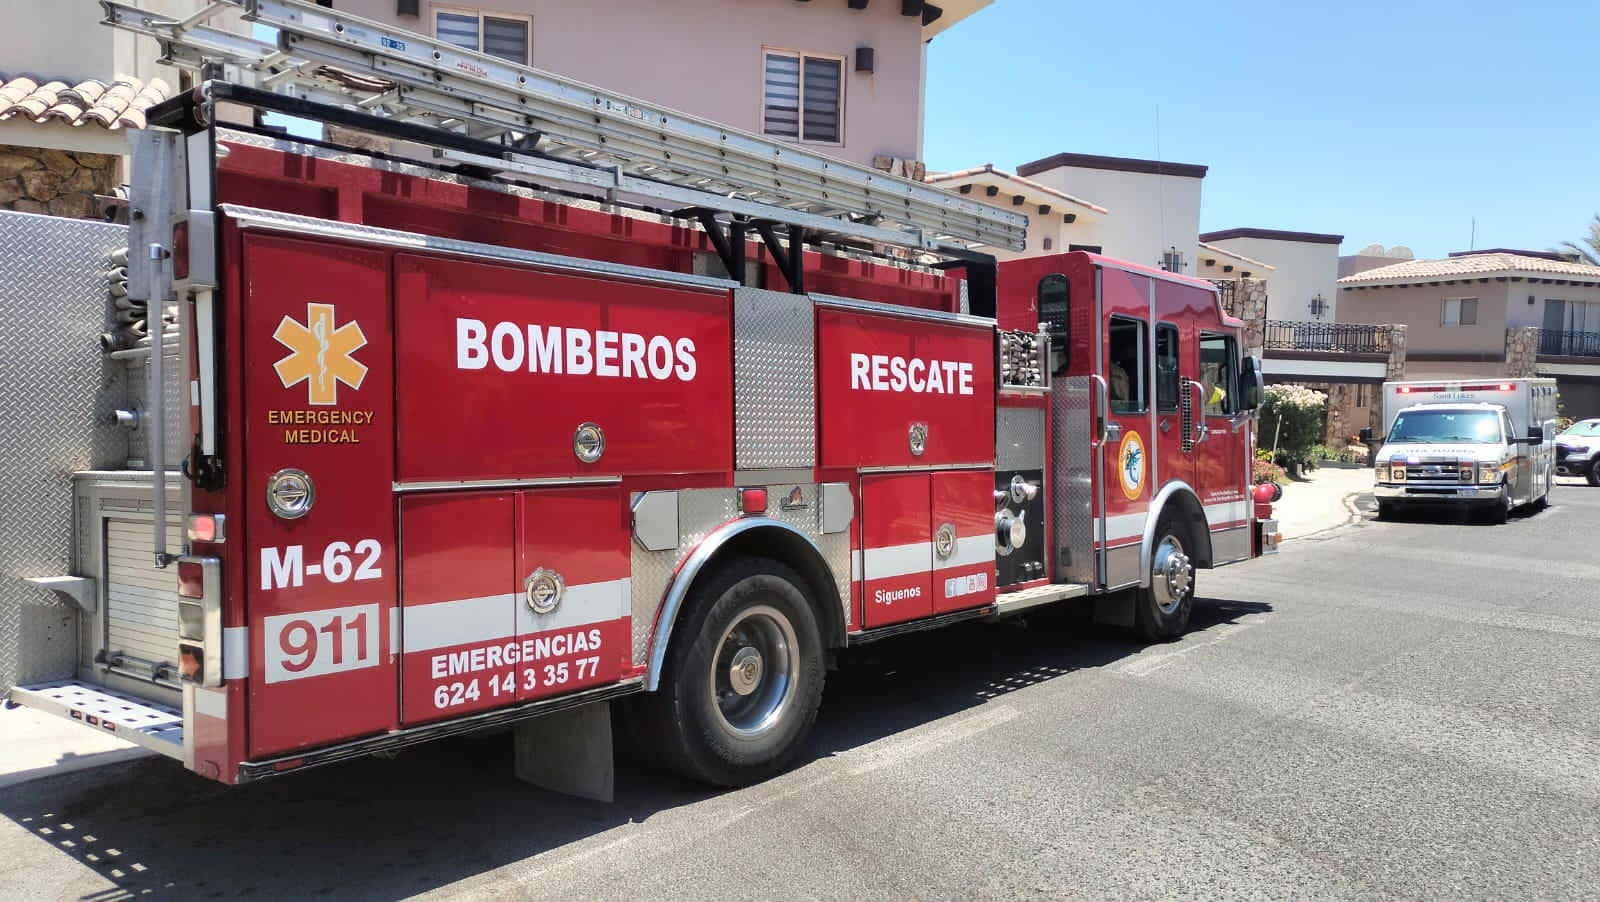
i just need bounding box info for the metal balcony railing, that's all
[1263,321,1392,354]
[1209,280,1240,317]
[1536,330,1600,358]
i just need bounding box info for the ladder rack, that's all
[100,0,1026,264]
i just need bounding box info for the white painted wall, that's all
[1209,236,1342,322]
[0,0,241,88]
[335,0,928,167]
[1022,166,1203,270]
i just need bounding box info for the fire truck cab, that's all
[1,0,1276,796]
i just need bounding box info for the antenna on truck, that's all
[101,0,1025,287]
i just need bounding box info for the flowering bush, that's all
[1260,384,1328,469]
[1253,457,1288,484]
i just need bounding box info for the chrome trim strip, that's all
[236,679,645,783]
[857,462,993,474]
[734,468,814,486]
[219,204,739,292]
[1093,267,1106,588]
[394,475,623,492]
[644,517,838,691]
[811,293,996,328]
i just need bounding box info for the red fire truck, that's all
[2,0,1276,795]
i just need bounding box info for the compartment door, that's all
[398,492,516,726]
[513,487,632,702]
[931,470,997,614]
[860,474,933,628]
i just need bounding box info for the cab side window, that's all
[1155,324,1180,411]
[1199,333,1238,416]
[1108,317,1147,414]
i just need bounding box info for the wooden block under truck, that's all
[0,0,1280,795]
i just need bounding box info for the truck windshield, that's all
[1388,410,1502,444]
[1561,420,1600,438]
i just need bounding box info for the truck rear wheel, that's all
[1134,517,1195,642]
[640,558,825,787]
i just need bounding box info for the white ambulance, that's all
[1362,379,1559,523]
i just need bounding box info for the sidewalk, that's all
[1273,463,1375,541]
[0,704,150,790]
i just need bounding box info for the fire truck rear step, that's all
[991,583,1091,616]
[7,681,184,761]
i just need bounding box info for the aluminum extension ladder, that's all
[100,0,1026,259]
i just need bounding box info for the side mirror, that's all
[1527,425,1544,443]
[1359,427,1374,444]
[1239,355,1265,410]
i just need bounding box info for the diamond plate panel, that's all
[629,489,739,666]
[997,406,1045,472]
[1053,377,1098,585]
[627,485,855,664]
[733,287,816,470]
[0,211,131,690]
[124,349,186,470]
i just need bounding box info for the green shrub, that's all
[1260,384,1328,465]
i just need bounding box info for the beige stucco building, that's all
[922,164,1108,261]
[1200,228,1343,322]
[330,0,990,169]
[1339,252,1600,416]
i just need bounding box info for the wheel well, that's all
[1156,490,1214,568]
[691,527,848,650]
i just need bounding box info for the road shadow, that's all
[0,596,1271,899]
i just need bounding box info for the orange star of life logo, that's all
[273,302,368,406]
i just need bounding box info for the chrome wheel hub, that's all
[710,605,798,737]
[1151,535,1193,614]
[728,646,763,696]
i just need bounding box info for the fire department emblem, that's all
[273,302,368,406]
[1118,430,1146,500]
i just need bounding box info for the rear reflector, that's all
[179,646,203,681]
[172,221,190,280]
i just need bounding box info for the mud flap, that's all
[1091,589,1136,629]
[513,700,614,802]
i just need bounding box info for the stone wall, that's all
[1238,278,1267,358]
[1505,326,1540,378]
[0,145,120,219]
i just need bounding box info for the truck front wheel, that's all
[1589,460,1600,487]
[640,558,825,787]
[1134,518,1195,642]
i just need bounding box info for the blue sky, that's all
[923,0,1599,258]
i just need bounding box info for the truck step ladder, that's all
[7,681,184,761]
[100,0,1026,260]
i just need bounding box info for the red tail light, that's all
[741,487,768,515]
[177,560,204,599]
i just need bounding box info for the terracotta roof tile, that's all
[1337,252,1600,286]
[0,74,171,131]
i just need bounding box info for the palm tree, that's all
[1561,214,1600,266]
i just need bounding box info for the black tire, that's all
[1134,517,1195,642]
[635,558,825,787]
[1488,497,1510,525]
[1376,501,1397,520]
[1589,460,1600,487]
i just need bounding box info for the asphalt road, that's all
[3,481,1598,900]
